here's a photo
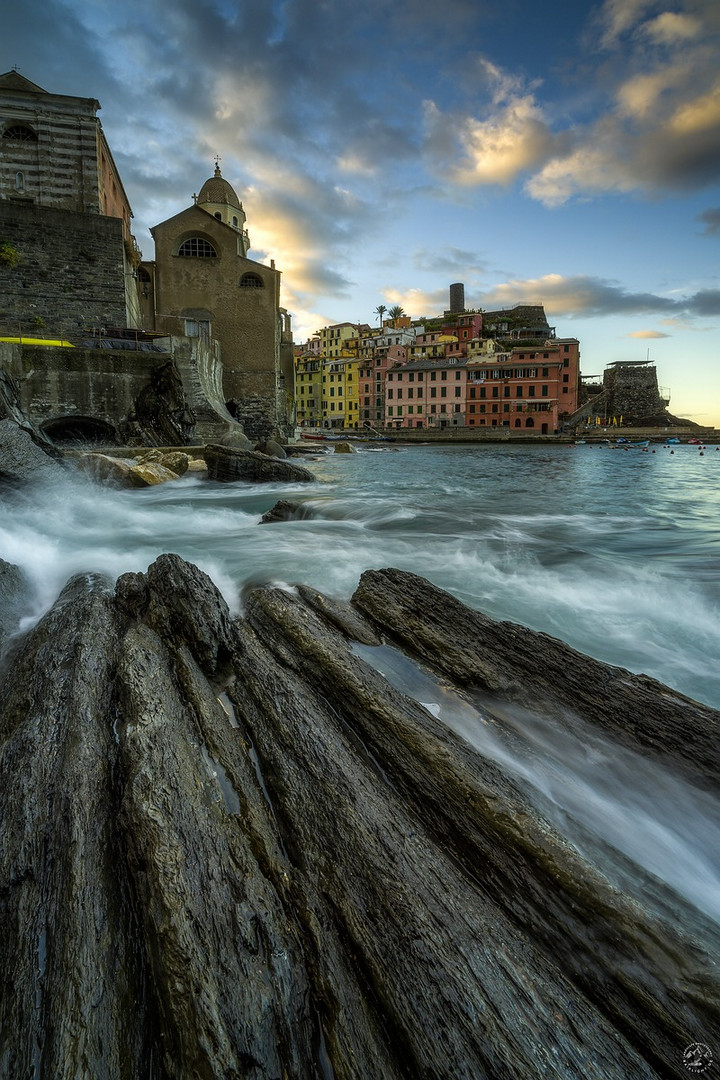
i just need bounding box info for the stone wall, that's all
[603,363,668,421]
[0,202,128,339]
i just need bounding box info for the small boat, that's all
[664,438,680,444]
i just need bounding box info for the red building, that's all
[465,339,580,433]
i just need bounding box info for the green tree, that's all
[374,304,387,325]
[388,304,405,320]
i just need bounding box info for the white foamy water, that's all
[2,443,719,704]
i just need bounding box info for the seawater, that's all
[3,442,718,706]
[2,441,720,927]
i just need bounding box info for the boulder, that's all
[204,444,315,484]
[258,499,314,524]
[160,451,189,476]
[218,425,253,451]
[0,418,65,486]
[254,439,287,459]
[128,461,183,487]
[73,452,134,485]
[333,440,355,453]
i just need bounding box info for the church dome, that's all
[197,164,241,210]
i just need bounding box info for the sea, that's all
[2,440,719,926]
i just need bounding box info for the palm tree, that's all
[374,304,387,326]
[388,304,405,321]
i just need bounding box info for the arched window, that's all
[15,171,25,192]
[2,124,37,141]
[240,272,264,288]
[178,237,217,258]
[525,417,535,428]
[214,212,222,220]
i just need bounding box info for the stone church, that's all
[0,70,295,441]
[139,164,295,439]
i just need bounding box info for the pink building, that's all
[359,344,407,426]
[385,359,468,429]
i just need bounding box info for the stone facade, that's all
[0,70,140,331]
[142,168,294,440]
[602,361,669,422]
[0,201,128,338]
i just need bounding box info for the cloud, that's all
[698,207,720,234]
[412,248,489,276]
[473,273,720,320]
[422,61,560,188]
[627,330,671,338]
[642,11,702,45]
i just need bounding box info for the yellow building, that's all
[318,322,359,358]
[294,353,322,426]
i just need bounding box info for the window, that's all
[441,372,447,380]
[563,374,569,383]
[503,404,510,412]
[240,272,264,287]
[408,387,414,398]
[516,386,522,397]
[441,387,447,398]
[178,237,217,257]
[528,386,535,397]
[185,319,210,342]
[491,404,498,413]
[455,387,461,397]
[542,367,549,376]
[479,388,486,399]
[397,390,403,399]
[504,387,510,397]
[387,389,393,399]
[492,387,499,398]
[431,372,437,381]
[409,373,415,382]
[456,371,461,380]
[542,385,548,397]
[15,171,25,192]
[454,404,461,413]
[2,124,37,141]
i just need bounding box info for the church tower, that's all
[195,162,249,256]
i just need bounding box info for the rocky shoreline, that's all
[1,418,719,1078]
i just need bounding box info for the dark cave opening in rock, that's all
[41,416,118,445]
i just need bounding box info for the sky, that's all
[5,0,720,424]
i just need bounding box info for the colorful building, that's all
[465,339,580,432]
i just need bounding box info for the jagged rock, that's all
[254,439,286,459]
[204,444,315,483]
[258,499,314,524]
[0,554,717,1079]
[352,567,720,790]
[333,440,355,453]
[0,418,66,486]
[118,360,196,447]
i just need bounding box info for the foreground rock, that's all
[258,499,315,524]
[0,418,65,486]
[353,567,720,791]
[0,556,717,1078]
[204,443,315,483]
[0,557,31,651]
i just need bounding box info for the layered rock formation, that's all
[0,554,717,1078]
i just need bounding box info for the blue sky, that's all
[6,0,720,424]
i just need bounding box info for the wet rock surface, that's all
[0,418,65,486]
[204,443,315,483]
[0,555,717,1079]
[258,499,315,524]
